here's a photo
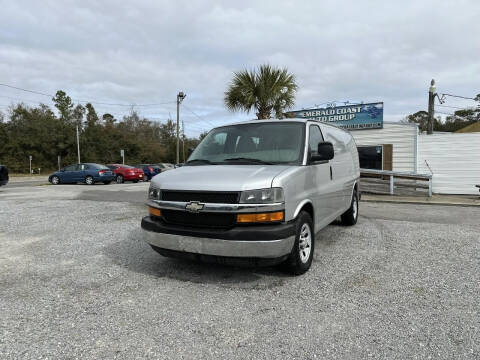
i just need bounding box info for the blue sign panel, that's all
[289,102,383,130]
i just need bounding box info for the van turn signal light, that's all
[236,211,284,223]
[149,207,162,217]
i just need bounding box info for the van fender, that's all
[293,199,314,219]
[348,178,360,200]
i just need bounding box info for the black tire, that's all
[341,187,359,226]
[283,211,315,275]
[132,180,139,183]
[85,176,94,185]
[103,181,111,185]
[51,176,60,185]
[116,175,124,184]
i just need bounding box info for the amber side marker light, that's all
[236,211,284,223]
[149,207,162,217]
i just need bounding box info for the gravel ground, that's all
[0,185,479,359]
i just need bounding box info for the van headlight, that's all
[239,188,284,204]
[148,185,161,200]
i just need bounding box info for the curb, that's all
[360,198,480,208]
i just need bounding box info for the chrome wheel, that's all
[116,175,123,184]
[298,223,312,263]
[85,176,94,185]
[51,176,59,185]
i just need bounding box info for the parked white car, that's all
[142,119,360,274]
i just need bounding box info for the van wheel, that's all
[341,188,358,226]
[283,211,314,275]
[85,176,94,185]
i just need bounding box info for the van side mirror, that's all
[310,142,334,162]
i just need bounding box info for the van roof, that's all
[224,118,350,133]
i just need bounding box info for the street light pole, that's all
[76,125,81,163]
[427,79,436,135]
[176,91,186,164]
[182,120,185,162]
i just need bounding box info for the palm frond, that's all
[224,64,298,119]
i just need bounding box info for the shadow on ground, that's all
[102,228,295,290]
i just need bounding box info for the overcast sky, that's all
[0,0,479,136]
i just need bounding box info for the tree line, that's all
[0,90,203,173]
[404,94,480,132]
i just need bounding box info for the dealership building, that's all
[289,103,480,195]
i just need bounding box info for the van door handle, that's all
[330,166,333,180]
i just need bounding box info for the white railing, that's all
[360,169,433,197]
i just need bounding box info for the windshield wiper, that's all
[186,159,215,165]
[223,157,273,165]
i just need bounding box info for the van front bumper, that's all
[141,216,295,258]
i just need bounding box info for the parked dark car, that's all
[156,163,174,171]
[48,163,115,185]
[132,164,161,181]
[0,165,9,186]
[106,164,144,184]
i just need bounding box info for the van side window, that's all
[308,125,324,155]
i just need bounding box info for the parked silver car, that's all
[142,119,360,274]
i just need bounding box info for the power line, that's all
[436,104,477,110]
[0,83,52,97]
[183,104,216,128]
[440,93,477,101]
[0,82,176,107]
[435,111,478,121]
[301,100,363,110]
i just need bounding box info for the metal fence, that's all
[360,169,432,197]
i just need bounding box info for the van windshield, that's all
[188,122,305,165]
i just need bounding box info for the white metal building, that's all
[350,122,418,173]
[417,133,480,195]
[349,122,480,195]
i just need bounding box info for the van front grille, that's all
[161,190,239,204]
[161,210,235,229]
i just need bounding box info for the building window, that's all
[358,146,383,170]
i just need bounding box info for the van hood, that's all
[151,165,291,191]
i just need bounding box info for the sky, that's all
[0,0,479,136]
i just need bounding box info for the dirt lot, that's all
[0,182,478,359]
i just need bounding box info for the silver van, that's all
[142,119,360,274]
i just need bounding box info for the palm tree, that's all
[224,64,298,119]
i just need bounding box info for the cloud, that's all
[0,0,479,135]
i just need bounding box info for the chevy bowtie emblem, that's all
[185,201,205,213]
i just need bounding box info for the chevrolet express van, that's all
[141,119,360,274]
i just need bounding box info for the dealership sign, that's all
[289,102,383,130]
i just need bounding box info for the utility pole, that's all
[29,155,32,174]
[76,125,81,163]
[182,120,185,162]
[427,79,436,135]
[176,91,186,164]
